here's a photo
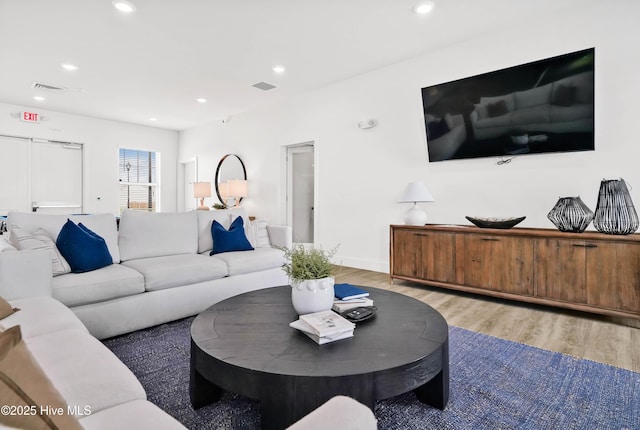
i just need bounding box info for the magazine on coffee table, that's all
[289,319,354,344]
[297,310,355,338]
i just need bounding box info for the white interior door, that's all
[31,141,83,214]
[0,136,83,215]
[286,144,315,245]
[0,137,29,215]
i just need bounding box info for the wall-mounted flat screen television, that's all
[421,48,594,162]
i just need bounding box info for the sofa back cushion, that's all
[118,210,198,261]
[197,208,252,253]
[7,212,120,263]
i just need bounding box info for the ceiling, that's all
[0,0,583,131]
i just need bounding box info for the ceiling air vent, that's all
[252,82,277,91]
[31,81,67,93]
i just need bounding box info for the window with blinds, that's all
[119,148,159,213]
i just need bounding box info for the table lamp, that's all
[193,182,211,211]
[399,181,434,225]
[227,179,248,207]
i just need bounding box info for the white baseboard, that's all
[336,256,388,274]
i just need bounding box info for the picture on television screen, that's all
[421,48,594,162]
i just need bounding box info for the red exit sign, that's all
[20,111,41,123]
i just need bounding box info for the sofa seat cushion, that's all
[78,400,187,430]
[122,254,228,292]
[25,329,146,415]
[2,296,87,339]
[52,264,145,307]
[212,247,285,276]
[0,326,84,430]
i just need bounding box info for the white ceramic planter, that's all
[291,276,335,315]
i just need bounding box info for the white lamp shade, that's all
[399,181,434,203]
[219,181,229,198]
[193,182,211,198]
[227,179,248,198]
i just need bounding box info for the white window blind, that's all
[119,148,158,213]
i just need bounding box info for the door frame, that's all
[281,141,318,247]
[177,157,198,212]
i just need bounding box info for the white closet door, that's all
[31,141,83,214]
[0,137,30,214]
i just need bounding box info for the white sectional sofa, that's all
[1,208,291,339]
[0,210,377,429]
[0,249,188,429]
[0,249,377,430]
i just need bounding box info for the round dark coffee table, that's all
[190,286,449,429]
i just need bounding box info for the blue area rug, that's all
[103,317,640,429]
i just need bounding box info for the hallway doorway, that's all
[285,143,315,245]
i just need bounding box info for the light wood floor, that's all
[336,267,640,373]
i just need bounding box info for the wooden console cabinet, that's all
[390,224,640,319]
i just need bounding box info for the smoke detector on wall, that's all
[358,119,377,129]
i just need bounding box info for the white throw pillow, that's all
[9,226,71,276]
[250,219,272,248]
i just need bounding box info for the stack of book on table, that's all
[332,283,374,312]
[289,310,356,345]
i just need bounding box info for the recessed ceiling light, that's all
[196,98,207,103]
[61,63,79,71]
[112,0,136,13]
[149,117,158,122]
[272,65,286,74]
[33,96,45,101]
[414,2,434,14]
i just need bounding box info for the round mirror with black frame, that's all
[215,154,247,207]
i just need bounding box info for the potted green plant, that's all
[282,244,338,315]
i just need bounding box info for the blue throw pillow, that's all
[56,219,113,273]
[210,216,254,255]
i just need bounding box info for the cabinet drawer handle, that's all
[413,233,430,237]
[481,238,500,241]
[572,243,598,248]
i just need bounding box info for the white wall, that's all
[0,102,179,214]
[179,2,640,273]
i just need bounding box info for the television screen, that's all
[422,48,594,162]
